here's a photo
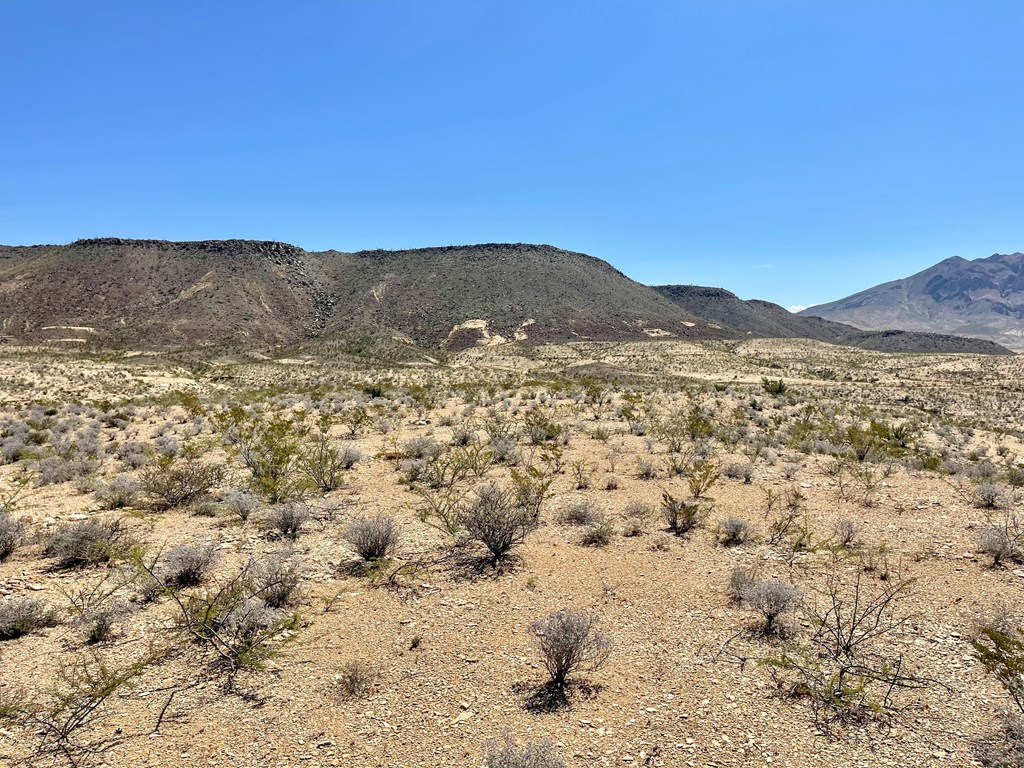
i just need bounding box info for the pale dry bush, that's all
[344,514,400,562]
[530,608,611,688]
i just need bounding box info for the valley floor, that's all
[1,339,1022,767]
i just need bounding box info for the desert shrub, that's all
[979,527,1015,566]
[299,434,355,493]
[661,492,709,535]
[115,440,150,469]
[35,456,99,486]
[727,565,759,605]
[489,438,519,464]
[558,499,598,526]
[213,596,290,668]
[77,599,130,643]
[246,556,302,608]
[973,625,1024,711]
[764,573,922,723]
[141,454,225,510]
[459,483,539,565]
[153,435,180,458]
[762,378,789,396]
[141,555,300,676]
[525,411,564,445]
[976,713,1024,768]
[44,519,129,568]
[976,483,1007,509]
[222,489,259,521]
[723,463,754,484]
[451,424,477,447]
[624,500,652,519]
[344,514,400,562]
[972,624,1024,766]
[622,501,652,537]
[970,461,1001,481]
[717,517,753,546]
[621,516,644,537]
[399,458,426,483]
[569,460,592,490]
[0,513,27,562]
[1005,465,1024,489]
[483,416,519,444]
[531,608,611,688]
[0,596,60,640]
[164,544,219,588]
[401,436,440,460]
[0,650,149,764]
[191,499,219,517]
[339,660,378,699]
[635,458,657,480]
[741,578,800,635]
[581,515,616,547]
[833,519,860,548]
[336,446,363,469]
[685,457,720,498]
[265,502,309,540]
[216,410,309,502]
[484,734,567,768]
[95,474,141,510]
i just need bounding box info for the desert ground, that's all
[1,338,1023,768]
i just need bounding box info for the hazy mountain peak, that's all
[800,252,1024,348]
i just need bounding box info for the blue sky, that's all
[2,2,1023,310]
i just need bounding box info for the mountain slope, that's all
[0,239,723,351]
[652,285,855,342]
[317,243,718,350]
[799,253,1024,349]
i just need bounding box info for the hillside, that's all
[317,243,718,350]
[0,239,723,352]
[799,252,1024,349]
[0,238,321,347]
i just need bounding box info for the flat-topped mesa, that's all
[352,242,631,278]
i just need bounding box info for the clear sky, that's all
[3,2,1023,310]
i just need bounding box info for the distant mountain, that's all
[799,253,1024,349]
[652,284,1012,355]
[0,238,1011,356]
